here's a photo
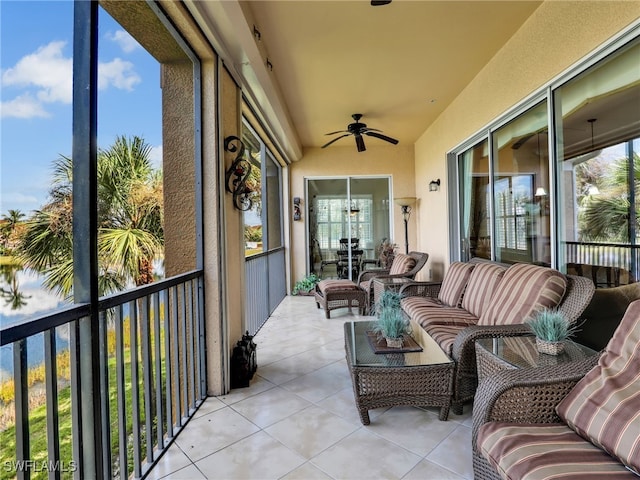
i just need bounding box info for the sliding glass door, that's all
[307,177,391,280]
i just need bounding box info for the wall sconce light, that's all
[429,179,441,192]
[224,135,254,211]
[293,197,301,221]
[393,197,416,254]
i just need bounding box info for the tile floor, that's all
[148,295,473,480]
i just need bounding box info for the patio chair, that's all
[357,251,429,313]
[472,300,640,479]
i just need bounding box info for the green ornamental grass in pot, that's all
[371,290,411,348]
[526,308,579,355]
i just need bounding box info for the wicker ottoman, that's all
[314,279,366,319]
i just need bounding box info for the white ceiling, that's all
[187,0,542,159]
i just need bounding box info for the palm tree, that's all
[17,135,164,298]
[578,154,640,242]
[1,209,26,252]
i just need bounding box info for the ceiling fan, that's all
[321,113,399,152]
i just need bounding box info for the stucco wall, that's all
[290,144,416,286]
[414,1,640,278]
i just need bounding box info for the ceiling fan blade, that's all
[355,135,366,152]
[361,127,382,133]
[371,0,392,5]
[325,130,348,136]
[321,134,350,148]
[364,131,399,145]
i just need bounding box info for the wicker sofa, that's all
[399,260,595,413]
[472,300,640,479]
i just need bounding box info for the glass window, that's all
[493,101,550,266]
[555,39,640,286]
[241,120,283,256]
[459,139,491,261]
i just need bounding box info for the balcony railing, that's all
[1,270,206,480]
[245,247,286,336]
[565,241,639,287]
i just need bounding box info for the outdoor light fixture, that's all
[293,197,301,221]
[394,197,416,254]
[224,136,254,211]
[429,179,441,192]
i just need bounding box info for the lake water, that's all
[0,268,69,381]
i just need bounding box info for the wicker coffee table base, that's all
[344,326,454,423]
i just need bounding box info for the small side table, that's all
[475,336,597,383]
[371,277,411,309]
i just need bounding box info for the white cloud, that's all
[98,58,141,91]
[2,41,73,104]
[2,40,142,119]
[149,144,163,170]
[106,30,141,54]
[0,93,50,119]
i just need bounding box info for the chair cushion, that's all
[389,253,416,275]
[317,279,360,294]
[400,296,444,318]
[556,300,640,475]
[437,262,475,307]
[423,323,467,356]
[413,306,478,330]
[461,262,506,317]
[478,422,635,480]
[478,264,567,326]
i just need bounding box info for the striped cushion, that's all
[413,307,478,330]
[389,253,416,275]
[400,296,443,317]
[317,279,360,293]
[478,264,567,326]
[424,323,466,356]
[478,422,635,479]
[556,300,640,475]
[437,262,475,307]
[461,263,506,317]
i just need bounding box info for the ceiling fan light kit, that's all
[321,113,399,152]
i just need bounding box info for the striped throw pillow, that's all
[556,300,640,475]
[461,263,506,317]
[389,253,416,275]
[437,262,475,307]
[478,263,567,326]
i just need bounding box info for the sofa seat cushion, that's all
[317,279,360,294]
[389,253,417,275]
[413,306,478,330]
[478,422,636,480]
[478,263,567,326]
[401,296,445,316]
[423,323,467,356]
[556,300,640,475]
[437,261,475,307]
[461,262,507,317]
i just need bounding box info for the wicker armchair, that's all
[357,251,429,313]
[399,271,596,414]
[471,356,600,480]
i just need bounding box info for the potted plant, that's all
[526,308,579,355]
[378,239,397,269]
[292,273,319,296]
[371,290,411,348]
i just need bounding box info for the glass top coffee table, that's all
[344,319,454,424]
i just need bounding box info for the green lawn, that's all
[0,323,167,480]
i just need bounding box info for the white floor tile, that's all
[149,295,474,480]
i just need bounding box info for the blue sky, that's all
[1,1,162,216]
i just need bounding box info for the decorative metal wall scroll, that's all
[224,135,254,211]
